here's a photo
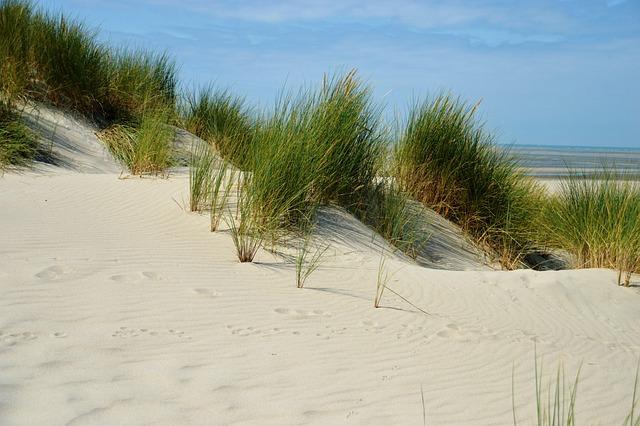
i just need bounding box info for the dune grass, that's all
[242,71,387,232]
[511,353,640,426]
[395,94,543,268]
[0,0,178,172]
[183,86,254,169]
[197,71,430,258]
[540,171,640,286]
[294,222,329,288]
[98,107,175,176]
[226,175,263,262]
[0,0,32,106]
[189,141,215,211]
[210,160,236,232]
[0,107,38,168]
[374,254,390,308]
[512,353,581,426]
[361,180,430,258]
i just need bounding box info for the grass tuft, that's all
[98,108,175,176]
[540,171,640,285]
[183,86,254,168]
[294,222,329,288]
[0,0,178,171]
[395,94,543,268]
[0,107,38,168]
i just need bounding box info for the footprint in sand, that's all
[436,323,468,340]
[225,324,285,337]
[109,271,163,284]
[193,288,220,298]
[273,308,331,319]
[35,265,72,281]
[0,331,38,346]
[111,326,190,340]
[360,319,385,334]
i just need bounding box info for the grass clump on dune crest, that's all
[0,0,178,120]
[218,70,428,258]
[540,171,640,286]
[183,86,254,169]
[246,71,386,230]
[98,108,175,176]
[395,94,542,268]
[0,0,178,172]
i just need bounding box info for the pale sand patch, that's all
[1,171,639,425]
[1,110,639,425]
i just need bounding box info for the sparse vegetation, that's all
[226,175,263,262]
[374,254,390,308]
[395,94,543,268]
[539,171,640,286]
[510,353,640,426]
[294,223,328,288]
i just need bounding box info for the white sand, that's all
[1,108,639,425]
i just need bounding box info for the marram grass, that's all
[0,107,38,168]
[395,94,543,268]
[98,108,175,176]
[540,171,640,286]
[183,86,254,169]
[0,0,178,172]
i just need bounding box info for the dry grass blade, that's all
[374,254,390,308]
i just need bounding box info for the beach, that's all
[1,107,639,425]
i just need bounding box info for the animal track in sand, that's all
[273,308,331,319]
[225,324,286,337]
[111,326,190,340]
[193,288,220,298]
[35,265,73,280]
[0,331,38,346]
[359,319,385,334]
[0,330,69,346]
[435,323,500,342]
[109,271,163,284]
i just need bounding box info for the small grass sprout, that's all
[294,224,329,288]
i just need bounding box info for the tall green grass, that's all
[540,171,640,286]
[244,71,386,231]
[98,107,175,176]
[0,0,32,107]
[395,94,542,267]
[183,86,253,168]
[0,0,178,171]
[0,107,38,168]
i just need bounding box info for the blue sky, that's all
[40,0,639,147]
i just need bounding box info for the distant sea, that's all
[500,144,640,178]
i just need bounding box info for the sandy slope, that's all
[1,111,640,425]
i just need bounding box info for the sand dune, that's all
[1,111,639,425]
